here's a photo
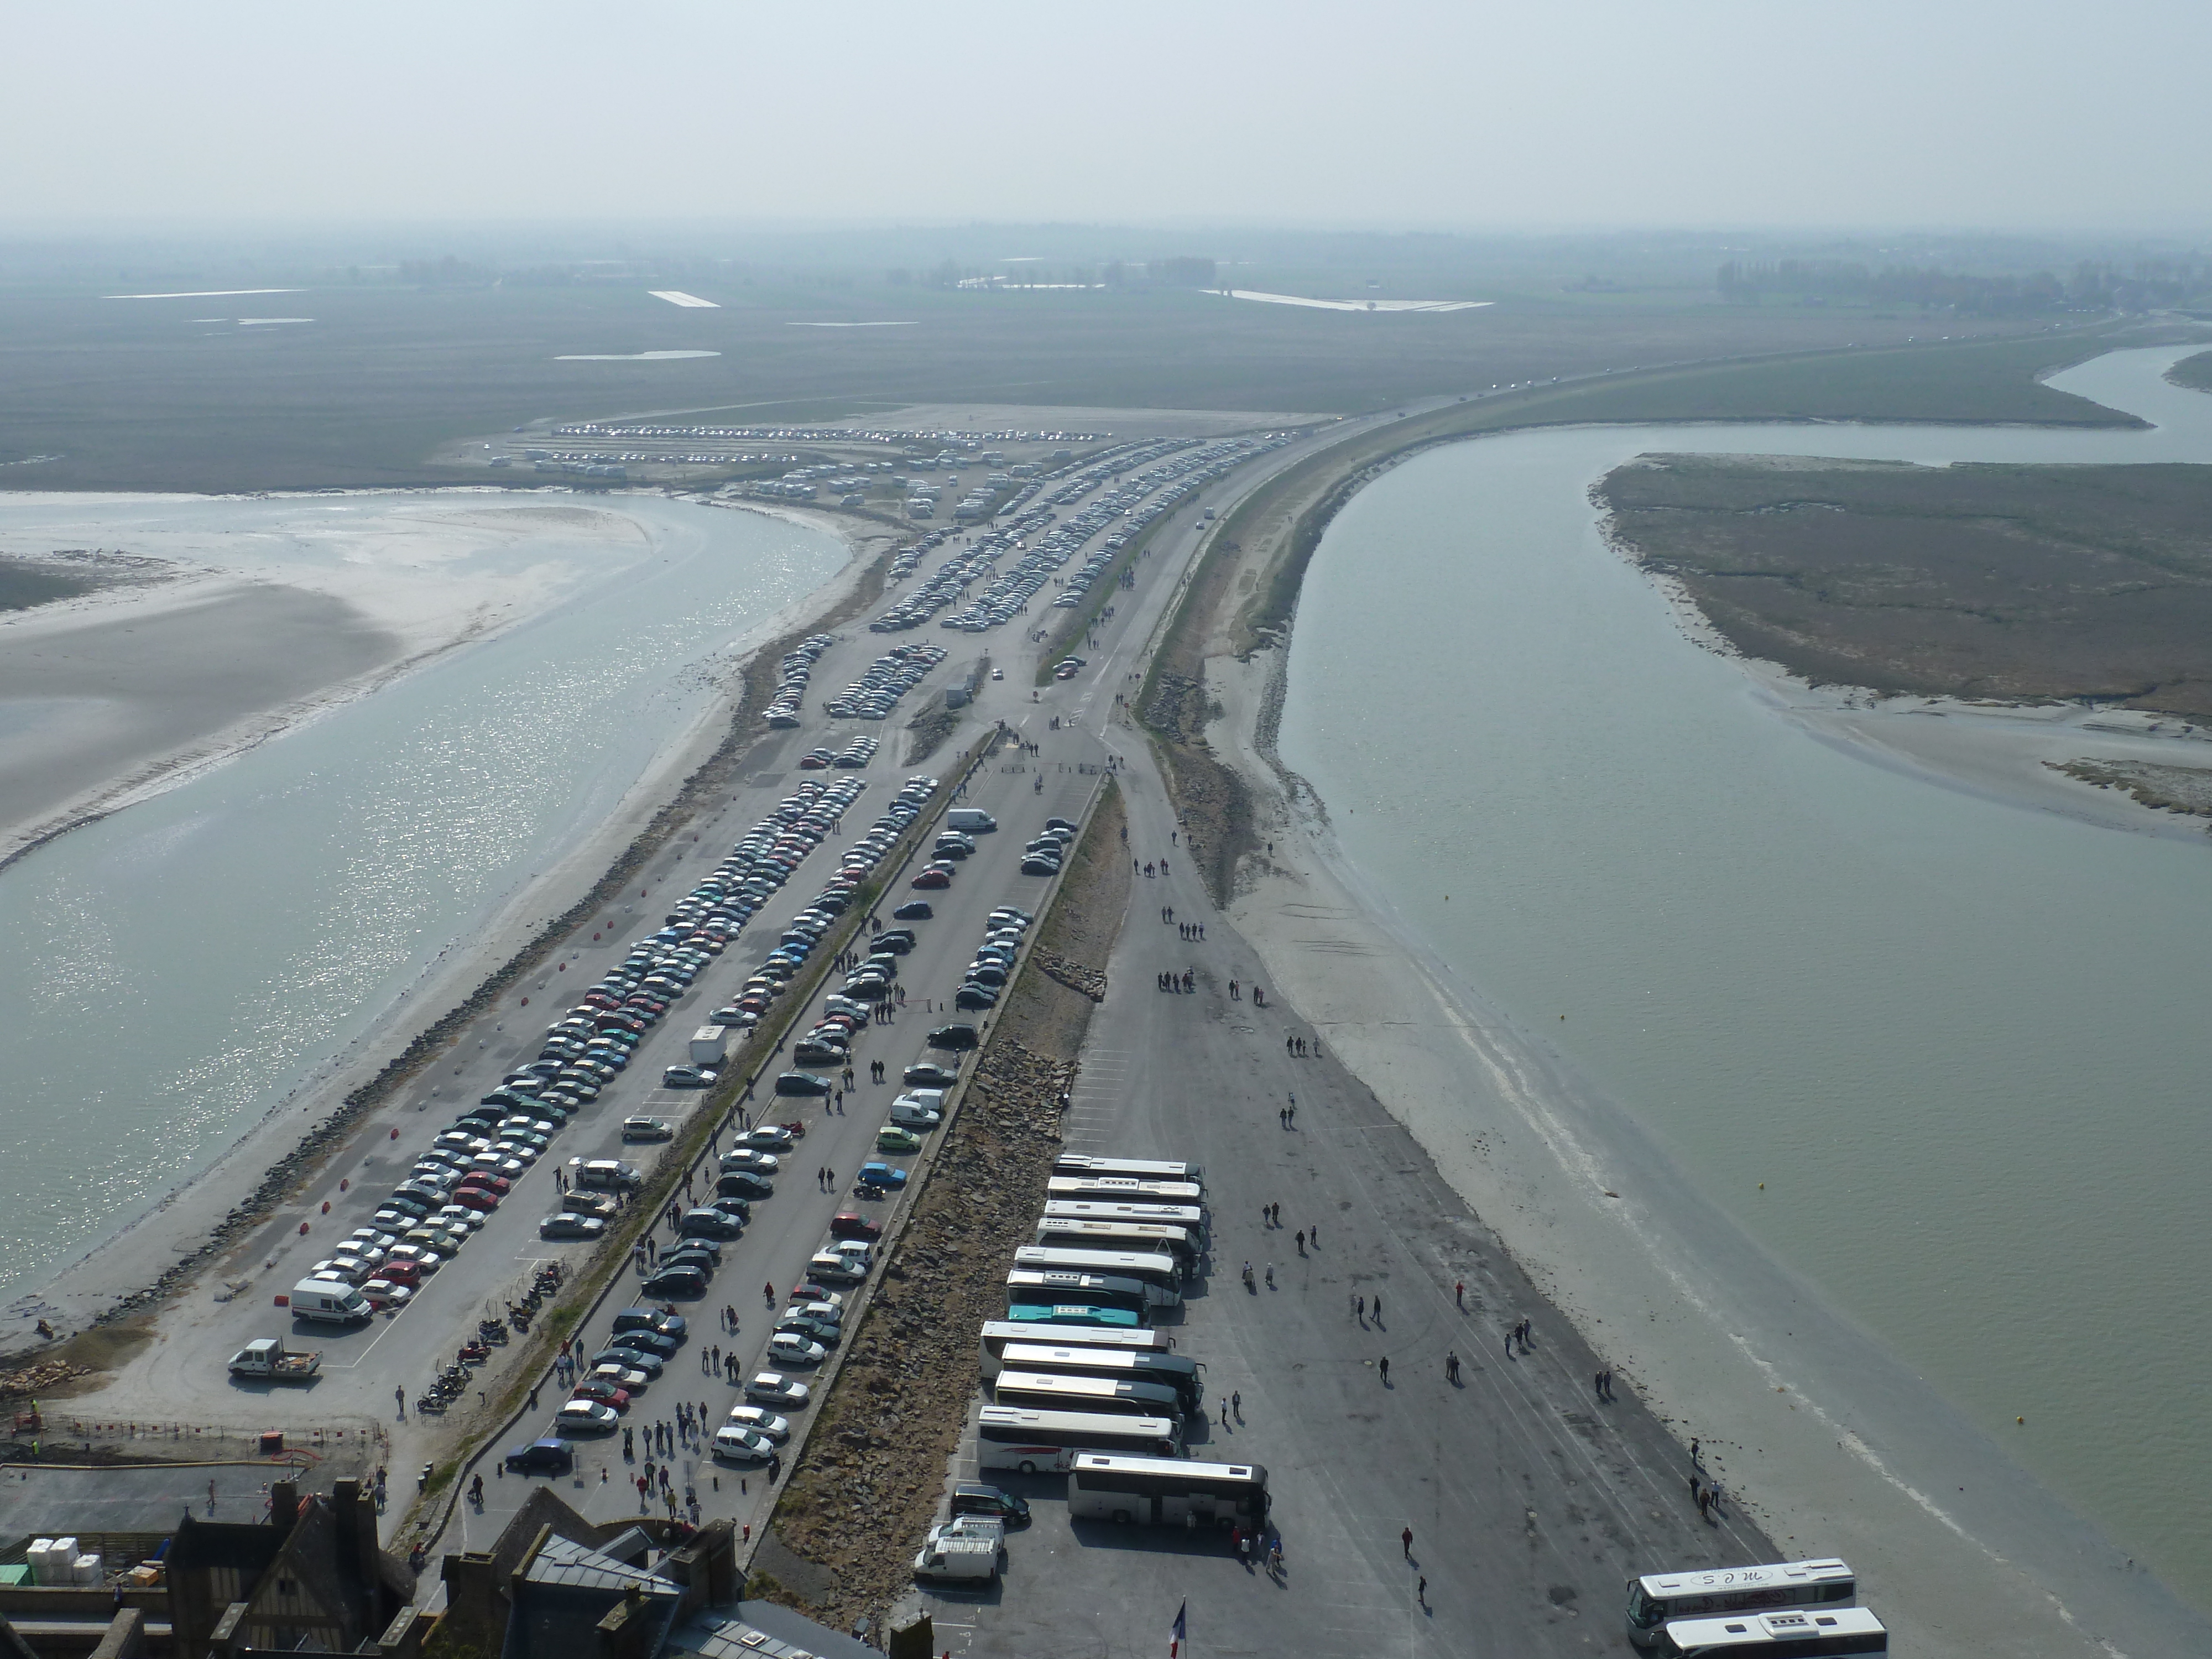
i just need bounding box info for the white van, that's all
[945,808,997,833]
[913,1535,999,1584]
[289,1279,372,1324]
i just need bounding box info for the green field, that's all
[2169,348,2212,393]
[0,279,2061,493]
[1598,455,2212,717]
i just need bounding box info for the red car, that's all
[571,1379,633,1412]
[830,1211,882,1241]
[909,869,951,890]
[448,1187,498,1213]
[378,1260,424,1287]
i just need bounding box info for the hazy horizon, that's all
[9,0,2208,232]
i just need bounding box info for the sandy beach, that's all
[1,492,883,1340]
[1196,632,2212,1656]
[0,494,663,864]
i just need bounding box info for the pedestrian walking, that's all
[1373,1293,1383,1322]
[1295,1229,1306,1255]
[1445,1350,1460,1384]
[1455,1281,1465,1310]
[1401,1525,1413,1557]
[1264,1263,1274,1288]
[395,1385,407,1420]
[764,1282,776,1308]
[1379,1355,1391,1383]
[1354,1293,1364,1321]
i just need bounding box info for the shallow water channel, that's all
[0,495,842,1314]
[1279,347,2212,1610]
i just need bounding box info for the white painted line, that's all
[649,290,719,307]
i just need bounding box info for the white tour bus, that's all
[1628,1561,1856,1647]
[1032,1217,1199,1275]
[992,1369,1185,1419]
[1654,1608,1886,1657]
[997,1340,1204,1412]
[1006,1268,1167,1313]
[975,1406,1180,1474]
[1014,1245,1183,1296]
[1042,1199,1210,1238]
[1046,1175,1207,1207]
[979,1320,1171,1378]
[1067,1453,1269,1530]
[1050,1154,1204,1190]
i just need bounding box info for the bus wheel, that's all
[1112,1510,1132,1525]
[1019,1461,1037,1475]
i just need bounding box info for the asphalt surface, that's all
[50,405,1412,1571]
[890,559,1780,1657]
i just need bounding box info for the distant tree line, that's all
[1716,257,2210,315]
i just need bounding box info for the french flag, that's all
[1170,1600,1187,1657]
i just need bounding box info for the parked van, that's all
[569,1158,642,1191]
[945,808,997,833]
[288,1279,372,1325]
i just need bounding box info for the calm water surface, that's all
[1280,348,2212,1607]
[0,495,842,1312]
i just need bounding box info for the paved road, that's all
[888,519,1779,1657]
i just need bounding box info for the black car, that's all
[954,984,998,1011]
[504,1438,575,1476]
[774,1071,832,1097]
[608,1327,679,1360]
[873,930,917,954]
[640,1265,707,1298]
[891,900,933,920]
[611,1307,687,1340]
[709,1195,752,1223]
[791,1040,847,1068]
[950,1482,1031,1525]
[926,1024,980,1051]
[903,1062,959,1088]
[679,1208,744,1242]
[717,1171,774,1200]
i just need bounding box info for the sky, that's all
[8,0,2209,232]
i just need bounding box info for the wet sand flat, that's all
[0,579,399,858]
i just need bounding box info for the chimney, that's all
[334,1480,379,1589]
[270,1483,299,1538]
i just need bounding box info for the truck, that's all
[228,1337,321,1380]
[912,1535,1000,1584]
[689,1025,729,1066]
[286,1280,373,1325]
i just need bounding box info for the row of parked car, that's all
[1046,435,1288,612]
[874,444,1169,635]
[535,773,968,1445]
[822,642,950,722]
[796,734,878,770]
[763,633,837,727]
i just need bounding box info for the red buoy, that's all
[299,1222,310,1235]
[320,1201,330,1214]
[339,1178,348,1191]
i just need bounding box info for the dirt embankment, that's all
[1599,455,2212,719]
[754,780,1128,1631]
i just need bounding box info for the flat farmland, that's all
[0,280,2030,493]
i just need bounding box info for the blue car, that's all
[856,1162,909,1190]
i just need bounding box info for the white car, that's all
[745,1372,812,1408]
[725,1406,790,1442]
[722,1149,781,1175]
[768,1332,827,1367]
[742,1126,797,1150]
[711,1426,778,1463]
[434,1206,487,1234]
[591,1362,651,1392]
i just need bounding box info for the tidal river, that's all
[0,494,843,1317]
[1279,347,2212,1618]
